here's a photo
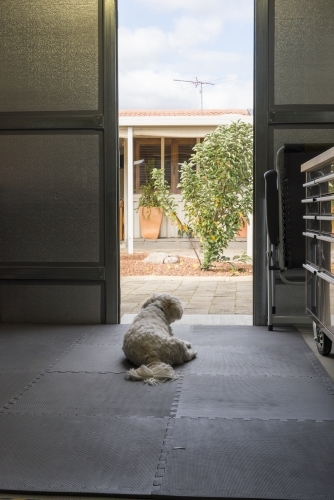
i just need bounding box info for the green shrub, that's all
[179,121,253,269]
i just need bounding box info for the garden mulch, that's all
[120,252,253,277]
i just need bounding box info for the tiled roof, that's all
[119,109,250,117]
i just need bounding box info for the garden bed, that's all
[121,252,252,277]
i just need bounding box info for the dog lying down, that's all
[122,293,197,385]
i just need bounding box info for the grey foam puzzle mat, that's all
[50,343,185,375]
[0,323,90,344]
[171,324,192,336]
[49,343,133,373]
[3,371,179,418]
[1,323,334,498]
[181,324,304,346]
[175,374,334,421]
[0,323,88,372]
[0,341,78,372]
[182,345,319,376]
[0,413,168,495]
[79,324,128,343]
[157,418,334,499]
[0,371,41,409]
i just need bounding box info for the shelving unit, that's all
[301,147,334,355]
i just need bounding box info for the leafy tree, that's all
[178,121,253,269]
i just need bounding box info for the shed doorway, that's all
[118,1,254,326]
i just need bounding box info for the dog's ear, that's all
[141,294,159,309]
[164,296,183,323]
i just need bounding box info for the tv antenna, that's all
[174,77,214,112]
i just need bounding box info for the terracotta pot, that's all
[139,207,163,239]
[236,217,248,238]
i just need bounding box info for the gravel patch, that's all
[121,252,252,277]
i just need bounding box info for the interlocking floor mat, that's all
[0,323,90,371]
[78,323,128,344]
[179,324,304,346]
[4,372,178,417]
[0,414,168,495]
[157,418,334,499]
[182,344,318,376]
[0,324,333,499]
[0,372,41,408]
[175,373,334,420]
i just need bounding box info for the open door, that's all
[0,0,119,324]
[254,0,334,325]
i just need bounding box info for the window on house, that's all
[134,138,196,194]
[134,139,161,193]
[177,141,197,185]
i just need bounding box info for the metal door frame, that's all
[0,0,119,323]
[254,0,334,325]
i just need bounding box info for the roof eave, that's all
[119,114,253,127]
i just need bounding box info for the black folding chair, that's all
[264,146,307,331]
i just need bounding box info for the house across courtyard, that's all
[119,109,253,252]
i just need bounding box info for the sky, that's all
[118,0,254,111]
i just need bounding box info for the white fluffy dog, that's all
[122,293,197,385]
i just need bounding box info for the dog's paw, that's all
[186,349,197,361]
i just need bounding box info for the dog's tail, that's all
[126,362,178,385]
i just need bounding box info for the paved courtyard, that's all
[120,238,253,323]
[121,276,253,318]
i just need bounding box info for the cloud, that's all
[180,48,243,66]
[168,16,223,49]
[119,69,195,109]
[172,50,251,81]
[119,16,224,65]
[140,0,253,22]
[203,78,253,108]
[140,0,227,13]
[119,24,246,85]
[118,20,233,77]
[118,69,253,110]
[119,26,168,69]
[118,0,254,109]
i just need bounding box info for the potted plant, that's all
[137,159,164,239]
